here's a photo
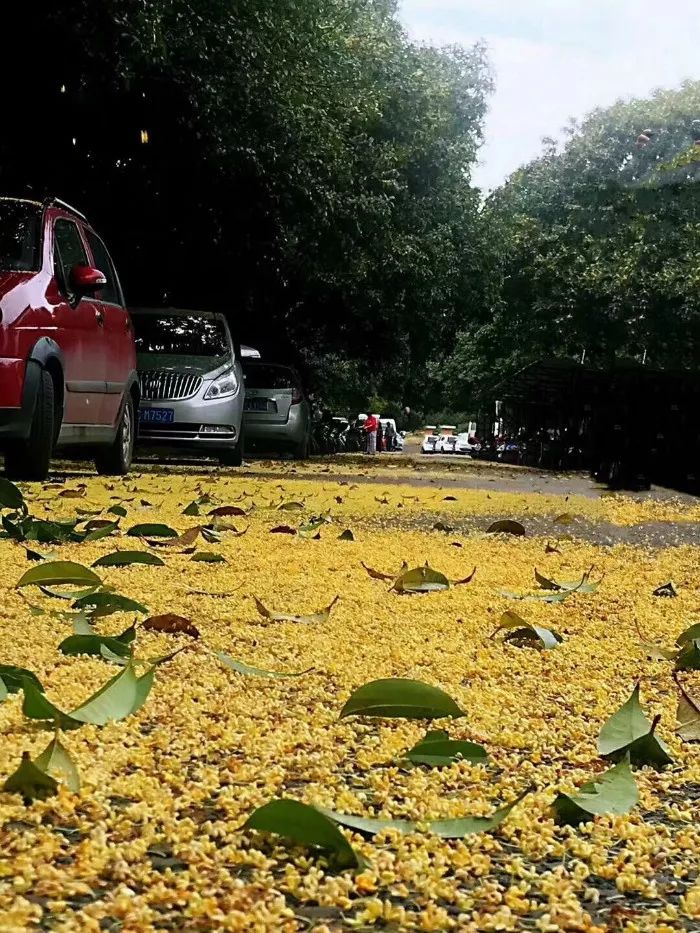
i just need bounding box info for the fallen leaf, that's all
[253,596,339,624]
[142,614,200,639]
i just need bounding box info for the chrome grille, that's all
[139,371,202,401]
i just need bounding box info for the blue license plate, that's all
[140,407,175,424]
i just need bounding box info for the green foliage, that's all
[552,756,638,826]
[244,799,363,871]
[340,678,465,720]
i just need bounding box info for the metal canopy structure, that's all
[477,359,700,491]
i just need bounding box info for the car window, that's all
[132,313,230,357]
[85,229,122,305]
[54,218,88,294]
[242,364,301,390]
[0,202,41,272]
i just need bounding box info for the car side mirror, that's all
[70,265,107,296]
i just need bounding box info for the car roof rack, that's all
[43,197,87,220]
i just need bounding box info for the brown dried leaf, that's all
[453,568,477,586]
[360,562,395,581]
[59,488,87,499]
[270,525,296,535]
[209,505,247,517]
[142,614,200,639]
[147,527,202,549]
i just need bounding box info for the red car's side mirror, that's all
[70,265,107,295]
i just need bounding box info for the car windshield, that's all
[132,314,229,357]
[0,202,41,272]
[243,363,300,390]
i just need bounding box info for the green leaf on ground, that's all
[319,787,531,839]
[487,520,526,536]
[59,625,136,659]
[340,678,464,720]
[69,662,155,725]
[72,592,149,618]
[182,501,201,516]
[25,547,57,562]
[534,567,598,593]
[553,513,575,525]
[3,752,58,802]
[22,663,154,728]
[393,565,450,594]
[92,551,165,568]
[598,684,673,767]
[214,651,311,679]
[493,610,562,650]
[0,666,44,695]
[338,530,354,541]
[0,477,25,511]
[498,588,571,604]
[21,678,83,730]
[33,736,81,793]
[127,523,177,538]
[674,675,700,742]
[674,637,700,671]
[79,521,120,543]
[677,623,700,647]
[253,596,339,624]
[191,552,227,563]
[39,584,101,600]
[244,799,363,871]
[108,504,128,518]
[552,756,638,825]
[17,561,102,589]
[406,729,487,767]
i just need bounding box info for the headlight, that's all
[204,368,240,400]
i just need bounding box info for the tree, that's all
[2,0,492,410]
[438,80,700,410]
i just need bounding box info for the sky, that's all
[400,0,699,191]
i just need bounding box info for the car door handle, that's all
[95,309,105,326]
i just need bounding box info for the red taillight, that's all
[291,390,303,405]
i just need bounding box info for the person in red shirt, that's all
[364,414,378,454]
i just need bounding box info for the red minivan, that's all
[0,197,139,480]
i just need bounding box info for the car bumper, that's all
[138,392,243,449]
[244,412,308,447]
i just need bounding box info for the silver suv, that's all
[131,308,245,466]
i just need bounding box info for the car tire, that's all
[5,369,55,482]
[293,436,309,460]
[220,445,243,467]
[95,395,135,476]
[219,426,245,467]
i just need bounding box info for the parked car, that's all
[421,433,439,454]
[0,196,139,480]
[131,308,245,466]
[242,360,311,458]
[435,435,458,454]
[455,432,480,455]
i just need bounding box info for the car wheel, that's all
[293,436,309,460]
[5,369,55,482]
[219,426,245,467]
[95,395,135,476]
[220,445,243,467]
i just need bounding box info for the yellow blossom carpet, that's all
[0,461,698,932]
